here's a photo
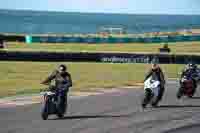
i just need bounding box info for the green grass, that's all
[4,41,200,54]
[0,61,184,98]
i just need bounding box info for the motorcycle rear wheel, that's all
[56,100,67,119]
[151,98,159,107]
[57,113,64,118]
[188,87,196,98]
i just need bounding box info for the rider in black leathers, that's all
[41,64,72,109]
[180,63,199,90]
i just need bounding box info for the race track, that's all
[1,80,200,133]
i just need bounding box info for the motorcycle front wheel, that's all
[176,87,183,99]
[41,98,49,120]
[142,89,153,108]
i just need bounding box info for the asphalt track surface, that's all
[1,80,200,133]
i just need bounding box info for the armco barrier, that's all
[29,35,200,43]
[1,51,200,64]
[2,34,200,43]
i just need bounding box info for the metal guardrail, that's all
[2,34,200,43]
[29,35,200,43]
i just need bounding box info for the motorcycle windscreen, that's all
[144,76,160,97]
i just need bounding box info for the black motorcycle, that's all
[41,87,67,120]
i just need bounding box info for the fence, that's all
[27,35,200,44]
[3,34,200,43]
[0,51,200,64]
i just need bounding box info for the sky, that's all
[0,0,200,15]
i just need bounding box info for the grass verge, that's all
[4,41,200,54]
[0,61,184,98]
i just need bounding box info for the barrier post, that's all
[25,35,32,44]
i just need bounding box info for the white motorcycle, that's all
[142,77,161,108]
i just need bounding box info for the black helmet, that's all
[58,64,67,71]
[187,63,197,70]
[151,57,159,70]
[151,63,159,70]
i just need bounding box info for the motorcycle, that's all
[142,77,161,108]
[177,74,196,99]
[41,87,67,120]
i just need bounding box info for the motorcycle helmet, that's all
[188,63,197,70]
[58,64,67,72]
[152,63,159,70]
